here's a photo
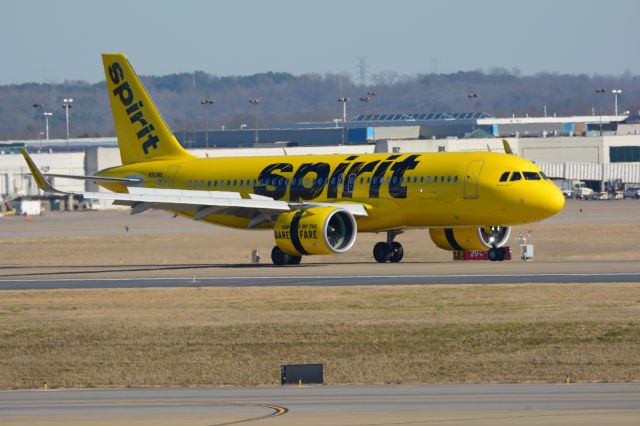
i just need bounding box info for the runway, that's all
[1,271,640,290]
[1,384,639,425]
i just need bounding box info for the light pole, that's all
[43,112,52,140]
[595,89,606,136]
[337,97,350,122]
[337,97,350,145]
[62,98,73,149]
[200,98,214,147]
[359,96,370,115]
[249,98,260,146]
[612,89,622,116]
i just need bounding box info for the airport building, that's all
[2,112,640,210]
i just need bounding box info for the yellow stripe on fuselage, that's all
[97,151,564,231]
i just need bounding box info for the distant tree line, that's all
[2,69,640,140]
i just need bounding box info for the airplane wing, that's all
[44,173,142,185]
[21,149,368,227]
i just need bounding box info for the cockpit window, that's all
[539,171,549,180]
[523,171,541,181]
[510,172,522,181]
[499,172,510,182]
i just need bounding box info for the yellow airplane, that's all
[22,53,565,265]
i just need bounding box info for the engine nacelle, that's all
[429,226,511,251]
[274,206,357,256]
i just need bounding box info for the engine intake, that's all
[274,206,357,256]
[429,226,511,251]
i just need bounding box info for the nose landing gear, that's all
[373,230,404,263]
[488,245,506,262]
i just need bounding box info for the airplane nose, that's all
[521,184,565,221]
[548,190,565,215]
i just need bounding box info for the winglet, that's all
[21,149,65,194]
[502,139,514,155]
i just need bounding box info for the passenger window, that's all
[366,177,371,184]
[499,172,510,182]
[440,176,445,183]
[420,176,424,183]
[234,179,238,186]
[407,177,411,183]
[433,176,437,182]
[360,177,364,184]
[523,172,541,181]
[201,181,205,187]
[447,176,451,183]
[220,181,225,187]
[239,180,243,187]
[454,176,459,183]
[207,180,211,187]
[227,180,231,187]
[510,172,522,182]
[214,181,218,187]
[187,181,192,187]
[426,176,431,183]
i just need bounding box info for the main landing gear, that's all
[373,230,404,263]
[487,245,507,262]
[271,246,302,266]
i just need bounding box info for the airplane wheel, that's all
[497,247,506,262]
[271,246,290,266]
[389,242,404,263]
[373,242,392,263]
[288,255,302,265]
[488,247,499,262]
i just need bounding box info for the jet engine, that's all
[274,206,357,256]
[429,226,511,251]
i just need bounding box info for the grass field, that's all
[1,284,639,389]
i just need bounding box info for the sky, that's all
[1,0,639,85]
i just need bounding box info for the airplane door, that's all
[463,160,484,199]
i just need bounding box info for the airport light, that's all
[359,96,370,115]
[338,97,350,122]
[249,98,261,146]
[62,98,74,150]
[43,112,52,140]
[594,90,607,136]
[200,98,214,148]
[612,89,622,116]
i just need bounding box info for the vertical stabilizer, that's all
[102,53,194,165]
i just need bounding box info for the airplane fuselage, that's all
[98,150,565,232]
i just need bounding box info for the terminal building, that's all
[1,112,640,210]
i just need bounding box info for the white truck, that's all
[624,186,640,199]
[573,181,594,199]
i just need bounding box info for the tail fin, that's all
[102,53,194,165]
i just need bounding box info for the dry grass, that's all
[1,284,639,389]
